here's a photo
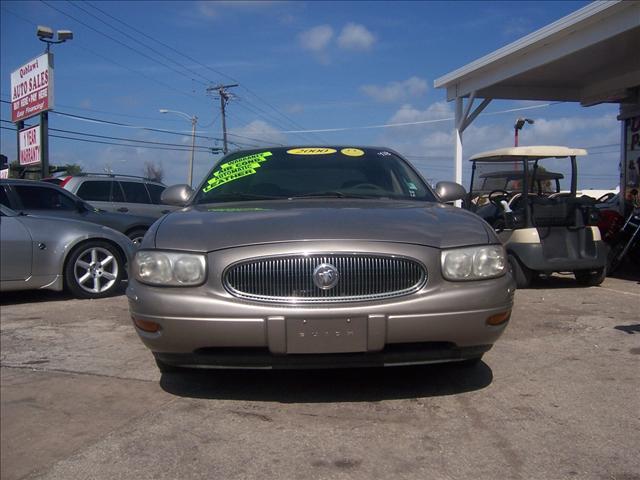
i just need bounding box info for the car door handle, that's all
[161,209,170,214]
[117,207,129,213]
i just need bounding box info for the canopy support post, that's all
[453,94,492,201]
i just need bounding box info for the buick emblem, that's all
[313,263,340,290]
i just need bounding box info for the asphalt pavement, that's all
[1,270,639,480]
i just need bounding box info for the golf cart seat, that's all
[530,195,598,228]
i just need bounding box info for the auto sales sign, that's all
[11,53,54,122]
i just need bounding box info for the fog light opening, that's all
[486,311,511,326]
[132,316,161,333]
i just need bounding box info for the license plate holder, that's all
[286,317,367,354]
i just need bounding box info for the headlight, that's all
[441,245,506,281]
[133,251,206,286]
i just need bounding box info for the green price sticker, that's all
[203,151,272,193]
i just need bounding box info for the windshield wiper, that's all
[288,191,374,199]
[203,193,286,203]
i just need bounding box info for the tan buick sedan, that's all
[127,147,515,372]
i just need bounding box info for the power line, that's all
[50,110,221,140]
[69,1,213,85]
[0,120,216,151]
[0,125,220,153]
[0,5,200,100]
[0,95,198,124]
[39,1,208,87]
[84,1,326,143]
[226,131,285,147]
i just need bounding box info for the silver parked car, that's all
[53,173,177,219]
[127,147,515,372]
[1,204,134,299]
[1,179,157,245]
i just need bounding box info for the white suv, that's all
[55,174,177,219]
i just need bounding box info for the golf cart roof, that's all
[479,170,564,180]
[470,146,588,162]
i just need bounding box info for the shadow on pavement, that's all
[0,282,127,306]
[159,361,493,403]
[609,262,640,282]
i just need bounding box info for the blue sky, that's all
[0,0,621,189]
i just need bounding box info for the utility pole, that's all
[206,84,238,154]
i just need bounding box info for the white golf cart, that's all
[467,146,608,288]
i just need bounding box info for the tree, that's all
[143,160,164,182]
[56,163,84,175]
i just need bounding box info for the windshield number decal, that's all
[202,151,272,193]
[287,148,337,155]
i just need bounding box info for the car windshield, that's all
[193,147,436,204]
[471,160,566,196]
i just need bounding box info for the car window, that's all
[76,180,112,202]
[120,181,151,203]
[14,185,77,210]
[146,184,166,204]
[194,148,435,204]
[0,186,10,207]
[112,182,125,202]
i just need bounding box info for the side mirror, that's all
[161,184,194,207]
[435,181,467,203]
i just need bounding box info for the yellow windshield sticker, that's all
[341,148,364,157]
[287,147,337,155]
[202,151,272,193]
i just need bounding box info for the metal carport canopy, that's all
[433,0,640,186]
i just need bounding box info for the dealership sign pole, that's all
[10,52,54,177]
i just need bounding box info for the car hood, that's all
[152,199,493,251]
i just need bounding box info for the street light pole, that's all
[36,26,73,179]
[189,116,197,187]
[160,109,198,186]
[514,117,534,147]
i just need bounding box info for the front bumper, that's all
[127,241,515,368]
[154,344,493,369]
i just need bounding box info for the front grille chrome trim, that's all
[223,253,427,304]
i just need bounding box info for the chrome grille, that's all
[224,254,426,304]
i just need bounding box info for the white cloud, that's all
[337,23,375,51]
[196,1,218,18]
[298,25,334,52]
[229,120,287,147]
[374,102,620,187]
[388,101,453,124]
[361,77,429,103]
[195,1,280,19]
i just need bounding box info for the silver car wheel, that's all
[73,246,119,294]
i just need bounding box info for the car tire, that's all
[508,254,533,289]
[126,228,147,246]
[65,240,124,299]
[575,267,606,286]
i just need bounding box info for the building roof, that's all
[434,1,640,106]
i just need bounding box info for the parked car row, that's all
[3,145,621,375]
[0,176,179,300]
[1,179,157,245]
